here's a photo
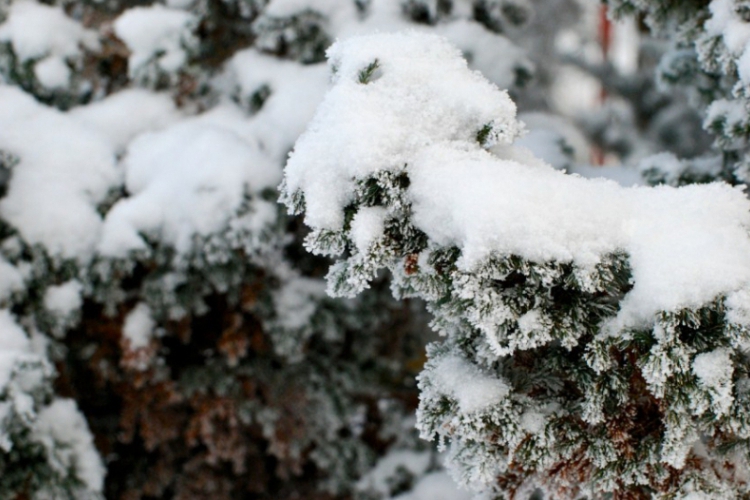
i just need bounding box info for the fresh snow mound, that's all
[285,32,750,326]
[43,280,83,316]
[0,0,98,61]
[123,303,155,349]
[113,4,195,76]
[69,89,182,151]
[284,32,522,230]
[99,115,278,256]
[0,86,119,261]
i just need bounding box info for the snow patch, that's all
[33,399,105,492]
[431,355,509,414]
[113,4,196,76]
[123,303,155,350]
[99,115,278,256]
[43,280,83,317]
[0,85,119,261]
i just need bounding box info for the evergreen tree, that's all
[281,20,750,500]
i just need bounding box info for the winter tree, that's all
[4,0,748,498]
[0,0,570,497]
[281,3,750,500]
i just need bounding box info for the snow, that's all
[436,20,531,90]
[357,448,431,495]
[516,112,590,170]
[431,355,509,414]
[272,277,325,330]
[33,55,70,88]
[0,256,23,303]
[409,144,750,325]
[43,280,83,317]
[693,348,734,415]
[122,303,155,349]
[99,113,278,256]
[286,32,750,328]
[113,4,196,76]
[569,163,645,187]
[0,85,119,261]
[0,309,29,352]
[350,206,387,253]
[224,49,331,163]
[33,398,106,492]
[393,472,472,500]
[706,0,750,83]
[69,89,182,151]
[0,0,98,61]
[726,289,750,332]
[519,409,546,434]
[284,32,522,230]
[260,0,357,37]
[0,309,32,395]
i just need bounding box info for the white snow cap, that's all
[43,280,83,317]
[122,303,155,350]
[286,31,750,327]
[0,1,99,61]
[0,86,119,261]
[284,31,522,230]
[69,89,182,151]
[33,399,106,492]
[113,4,196,75]
[99,111,278,256]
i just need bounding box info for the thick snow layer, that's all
[113,4,195,75]
[0,86,119,261]
[431,355,509,413]
[33,399,105,492]
[99,111,278,256]
[0,0,98,61]
[69,89,182,151]
[286,32,750,326]
[409,144,750,324]
[284,32,522,230]
[43,280,83,317]
[123,303,154,349]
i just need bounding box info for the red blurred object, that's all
[593,5,612,165]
